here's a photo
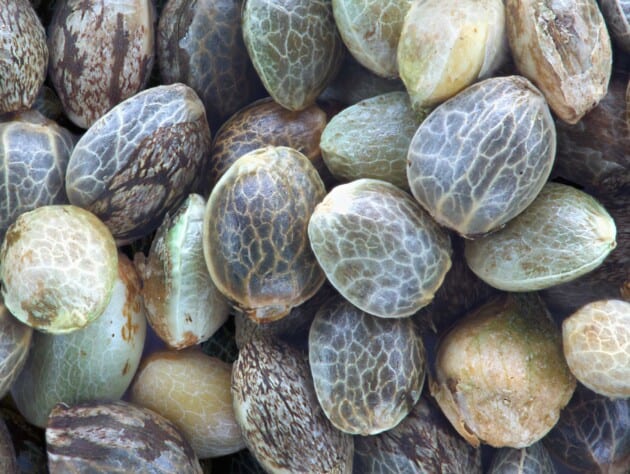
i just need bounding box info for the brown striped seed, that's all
[47,0,155,129]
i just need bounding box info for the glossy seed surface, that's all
[135,194,230,349]
[208,98,327,187]
[0,205,118,333]
[65,83,211,245]
[562,299,630,399]
[130,350,245,459]
[11,253,146,428]
[332,0,412,78]
[242,0,344,110]
[488,442,555,474]
[465,183,617,292]
[158,0,264,131]
[0,110,73,242]
[407,75,556,238]
[204,146,326,322]
[320,91,425,190]
[309,179,452,318]
[309,296,425,435]
[46,401,202,473]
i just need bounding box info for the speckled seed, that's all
[308,179,452,318]
[562,299,630,399]
[204,146,326,323]
[332,0,412,78]
[431,294,576,448]
[552,73,629,198]
[208,98,328,188]
[309,296,425,435]
[0,299,32,399]
[599,0,630,52]
[232,336,354,473]
[0,205,118,333]
[464,182,617,292]
[46,400,202,473]
[158,0,264,132]
[407,75,556,238]
[47,0,154,129]
[0,0,48,113]
[10,253,146,428]
[542,384,630,473]
[352,396,482,473]
[320,91,425,190]
[65,83,211,245]
[0,110,73,242]
[397,0,507,111]
[242,0,344,111]
[135,194,230,349]
[505,0,612,124]
[488,442,555,474]
[130,350,245,459]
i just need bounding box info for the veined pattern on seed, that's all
[47,0,154,128]
[332,0,412,78]
[309,296,425,435]
[407,76,556,238]
[242,0,343,110]
[65,84,210,244]
[308,179,452,318]
[0,111,74,242]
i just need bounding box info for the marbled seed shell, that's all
[407,75,556,238]
[158,0,264,132]
[332,0,412,78]
[562,299,630,399]
[204,146,326,323]
[465,182,617,292]
[135,193,230,350]
[0,110,74,242]
[505,0,612,124]
[46,401,202,473]
[487,442,555,474]
[47,0,155,129]
[242,0,344,111]
[130,350,245,459]
[309,296,425,435]
[0,0,48,113]
[320,91,426,190]
[0,298,32,400]
[0,205,118,333]
[10,253,146,428]
[232,336,354,473]
[308,179,452,318]
[208,98,327,188]
[65,83,211,245]
[0,417,17,474]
